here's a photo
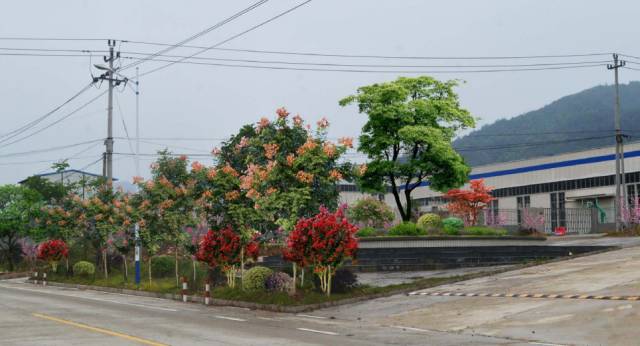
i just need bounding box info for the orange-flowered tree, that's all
[445,179,494,226]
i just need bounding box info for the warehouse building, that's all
[340,142,640,233]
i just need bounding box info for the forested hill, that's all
[453,81,640,167]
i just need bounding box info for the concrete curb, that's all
[24,246,622,313]
[0,272,29,280]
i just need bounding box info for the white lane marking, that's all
[256,317,279,321]
[296,328,339,336]
[0,284,177,312]
[214,315,247,322]
[296,314,328,319]
[528,342,568,346]
[392,325,435,334]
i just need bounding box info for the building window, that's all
[516,195,530,224]
[550,192,566,230]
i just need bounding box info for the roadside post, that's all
[135,223,141,286]
[205,279,211,305]
[42,272,47,287]
[34,271,38,285]
[182,276,188,302]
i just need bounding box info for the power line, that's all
[0,155,98,166]
[121,0,270,72]
[118,52,610,69]
[0,139,103,158]
[454,135,611,151]
[0,90,107,149]
[137,0,314,78]
[129,57,606,74]
[124,39,612,61]
[0,81,95,142]
[0,37,109,41]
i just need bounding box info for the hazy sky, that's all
[0,0,638,184]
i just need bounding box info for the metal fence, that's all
[478,208,596,234]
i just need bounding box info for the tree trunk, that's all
[175,243,179,288]
[102,249,108,279]
[192,259,197,283]
[291,263,297,294]
[404,188,413,222]
[240,248,245,290]
[300,267,304,287]
[148,257,152,286]
[122,254,128,282]
[389,176,408,221]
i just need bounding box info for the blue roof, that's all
[401,149,640,190]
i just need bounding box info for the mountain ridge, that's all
[453,81,640,166]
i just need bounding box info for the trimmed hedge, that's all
[388,222,425,236]
[243,266,273,291]
[73,261,95,276]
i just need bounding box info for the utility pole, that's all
[93,39,126,189]
[608,53,626,231]
[135,67,140,177]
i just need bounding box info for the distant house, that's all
[18,169,117,199]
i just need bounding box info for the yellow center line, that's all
[32,313,168,346]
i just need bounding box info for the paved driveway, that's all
[317,245,640,346]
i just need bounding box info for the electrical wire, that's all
[0,81,95,141]
[0,90,107,149]
[124,39,612,61]
[453,135,611,152]
[137,0,314,78]
[130,57,606,74]
[0,139,103,158]
[117,52,610,69]
[121,0,270,72]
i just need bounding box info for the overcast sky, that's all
[0,0,638,184]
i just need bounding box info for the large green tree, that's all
[0,185,41,271]
[340,76,475,221]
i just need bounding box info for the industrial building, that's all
[340,142,640,233]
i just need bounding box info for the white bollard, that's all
[182,277,188,303]
[205,280,211,305]
[34,271,38,285]
[42,273,47,287]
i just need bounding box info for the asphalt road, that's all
[0,278,520,345]
[3,243,640,345]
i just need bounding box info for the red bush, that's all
[283,206,358,270]
[36,239,69,264]
[196,226,241,270]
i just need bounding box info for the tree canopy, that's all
[340,76,475,221]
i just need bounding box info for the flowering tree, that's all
[284,206,358,296]
[195,226,259,288]
[37,239,69,272]
[196,226,241,288]
[445,179,494,226]
[205,109,356,236]
[521,208,545,233]
[135,151,197,286]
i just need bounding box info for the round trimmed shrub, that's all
[265,272,293,292]
[443,217,464,235]
[356,226,377,238]
[388,222,425,236]
[417,213,441,231]
[243,266,273,291]
[73,261,95,276]
[151,255,174,277]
